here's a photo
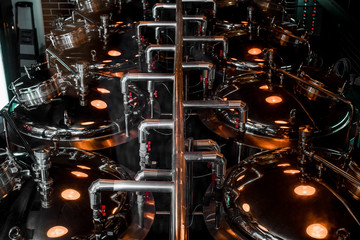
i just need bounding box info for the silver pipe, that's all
[135,168,173,181]
[138,119,174,169]
[89,179,174,210]
[303,150,360,187]
[145,44,176,72]
[184,152,225,178]
[152,3,177,20]
[137,21,177,46]
[182,0,217,18]
[134,168,172,227]
[183,36,228,59]
[184,151,225,229]
[120,73,175,137]
[192,139,220,152]
[183,100,248,132]
[138,119,174,144]
[172,0,187,238]
[183,15,208,35]
[183,100,247,109]
[182,61,215,97]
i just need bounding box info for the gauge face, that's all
[223,148,360,240]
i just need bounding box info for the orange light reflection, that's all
[108,50,121,57]
[306,223,328,239]
[47,226,68,238]
[71,171,88,178]
[61,189,81,200]
[77,165,91,170]
[91,100,107,110]
[284,169,300,174]
[97,88,111,94]
[294,185,316,196]
[265,96,283,104]
[248,48,262,55]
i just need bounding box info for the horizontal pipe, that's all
[135,169,172,181]
[183,15,207,34]
[153,3,177,20]
[184,151,223,163]
[137,21,177,45]
[138,119,174,144]
[89,179,173,210]
[192,139,220,152]
[303,150,360,187]
[183,100,247,109]
[121,73,175,93]
[182,61,214,70]
[145,44,176,72]
[183,36,228,59]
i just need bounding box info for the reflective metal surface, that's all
[0,149,20,200]
[9,69,61,109]
[9,76,155,150]
[0,148,147,239]
[222,147,360,240]
[200,73,351,149]
[50,21,89,51]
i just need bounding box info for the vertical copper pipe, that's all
[172,0,187,239]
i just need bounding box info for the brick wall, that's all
[41,0,75,35]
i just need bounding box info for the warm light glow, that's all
[306,223,328,239]
[238,186,245,191]
[275,120,288,124]
[97,88,111,94]
[112,207,118,214]
[265,96,283,104]
[71,171,88,178]
[230,57,238,61]
[242,203,250,212]
[277,163,290,167]
[258,224,269,232]
[284,169,300,174]
[116,21,123,24]
[112,72,124,78]
[248,48,262,55]
[2,193,8,199]
[294,185,316,196]
[145,213,155,220]
[108,50,121,57]
[80,121,95,126]
[47,226,68,238]
[254,58,265,62]
[259,85,269,90]
[237,175,245,181]
[77,165,91,170]
[102,60,112,63]
[91,100,108,109]
[61,189,81,200]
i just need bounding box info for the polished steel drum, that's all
[0,148,155,239]
[200,73,351,149]
[76,0,116,15]
[9,69,61,109]
[50,21,90,51]
[9,75,153,150]
[204,147,360,239]
[0,149,20,200]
